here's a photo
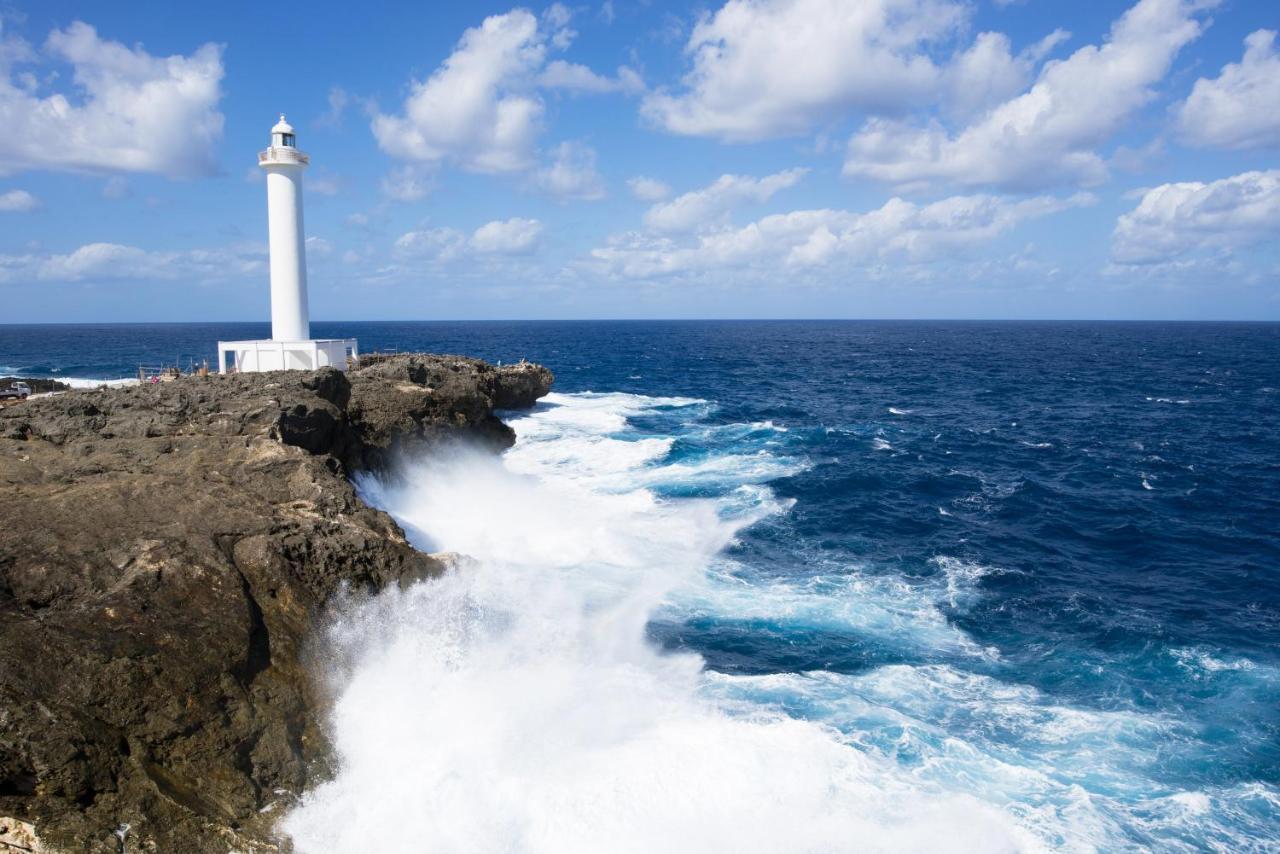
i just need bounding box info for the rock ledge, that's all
[0,355,552,851]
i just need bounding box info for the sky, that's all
[0,0,1277,322]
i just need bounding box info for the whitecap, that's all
[287,407,1034,853]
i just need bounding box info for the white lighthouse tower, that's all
[217,115,357,374]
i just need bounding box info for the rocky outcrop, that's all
[0,355,552,852]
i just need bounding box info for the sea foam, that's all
[281,393,1035,853]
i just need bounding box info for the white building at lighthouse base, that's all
[216,338,358,373]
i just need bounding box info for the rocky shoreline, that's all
[0,355,553,852]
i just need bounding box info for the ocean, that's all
[3,320,1278,850]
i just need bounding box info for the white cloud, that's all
[0,21,224,177]
[396,218,543,261]
[0,241,266,283]
[533,141,605,200]
[943,29,1069,121]
[394,227,468,261]
[316,86,350,128]
[845,0,1214,191]
[0,188,38,211]
[1176,30,1280,151]
[371,10,549,173]
[538,60,643,94]
[306,236,334,258]
[372,7,624,175]
[593,192,1091,278]
[640,0,965,141]
[381,163,437,202]
[471,217,543,254]
[644,169,807,233]
[627,176,672,202]
[1111,170,1280,265]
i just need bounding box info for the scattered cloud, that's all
[1111,170,1280,265]
[534,141,606,200]
[538,60,643,94]
[316,86,351,128]
[844,0,1214,191]
[381,163,437,202]
[0,188,38,211]
[0,21,224,177]
[471,217,543,254]
[306,236,334,258]
[396,217,543,261]
[0,241,266,283]
[394,227,467,262]
[644,169,807,233]
[1176,29,1280,151]
[593,192,1092,278]
[627,176,672,202]
[640,0,966,141]
[372,6,625,175]
[943,29,1070,121]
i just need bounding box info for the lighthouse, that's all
[263,115,310,341]
[217,115,357,374]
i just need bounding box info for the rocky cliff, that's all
[0,355,553,852]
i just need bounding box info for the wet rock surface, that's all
[0,355,552,852]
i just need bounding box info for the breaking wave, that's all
[282,390,1279,852]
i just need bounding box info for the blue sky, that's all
[0,0,1277,321]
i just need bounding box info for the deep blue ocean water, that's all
[3,320,1279,849]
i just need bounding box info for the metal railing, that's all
[258,146,310,166]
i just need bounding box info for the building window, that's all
[282,133,295,147]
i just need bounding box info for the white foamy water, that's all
[281,392,1039,852]
[56,376,139,388]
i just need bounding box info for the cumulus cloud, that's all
[394,227,468,261]
[627,176,672,202]
[0,241,265,283]
[371,10,546,173]
[538,60,643,94]
[372,7,628,174]
[594,192,1090,278]
[0,189,38,211]
[943,29,1069,121]
[641,0,965,141]
[0,21,224,177]
[1176,30,1280,151]
[845,0,1214,191]
[1111,170,1280,265]
[396,218,543,261]
[471,217,543,253]
[533,141,605,200]
[645,169,803,234]
[644,169,807,233]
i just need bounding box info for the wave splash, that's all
[281,392,1033,853]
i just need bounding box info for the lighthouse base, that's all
[216,338,359,374]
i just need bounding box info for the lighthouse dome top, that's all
[271,114,294,135]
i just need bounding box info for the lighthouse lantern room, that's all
[217,115,357,374]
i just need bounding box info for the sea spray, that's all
[281,395,1033,853]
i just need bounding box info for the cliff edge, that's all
[0,355,553,852]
